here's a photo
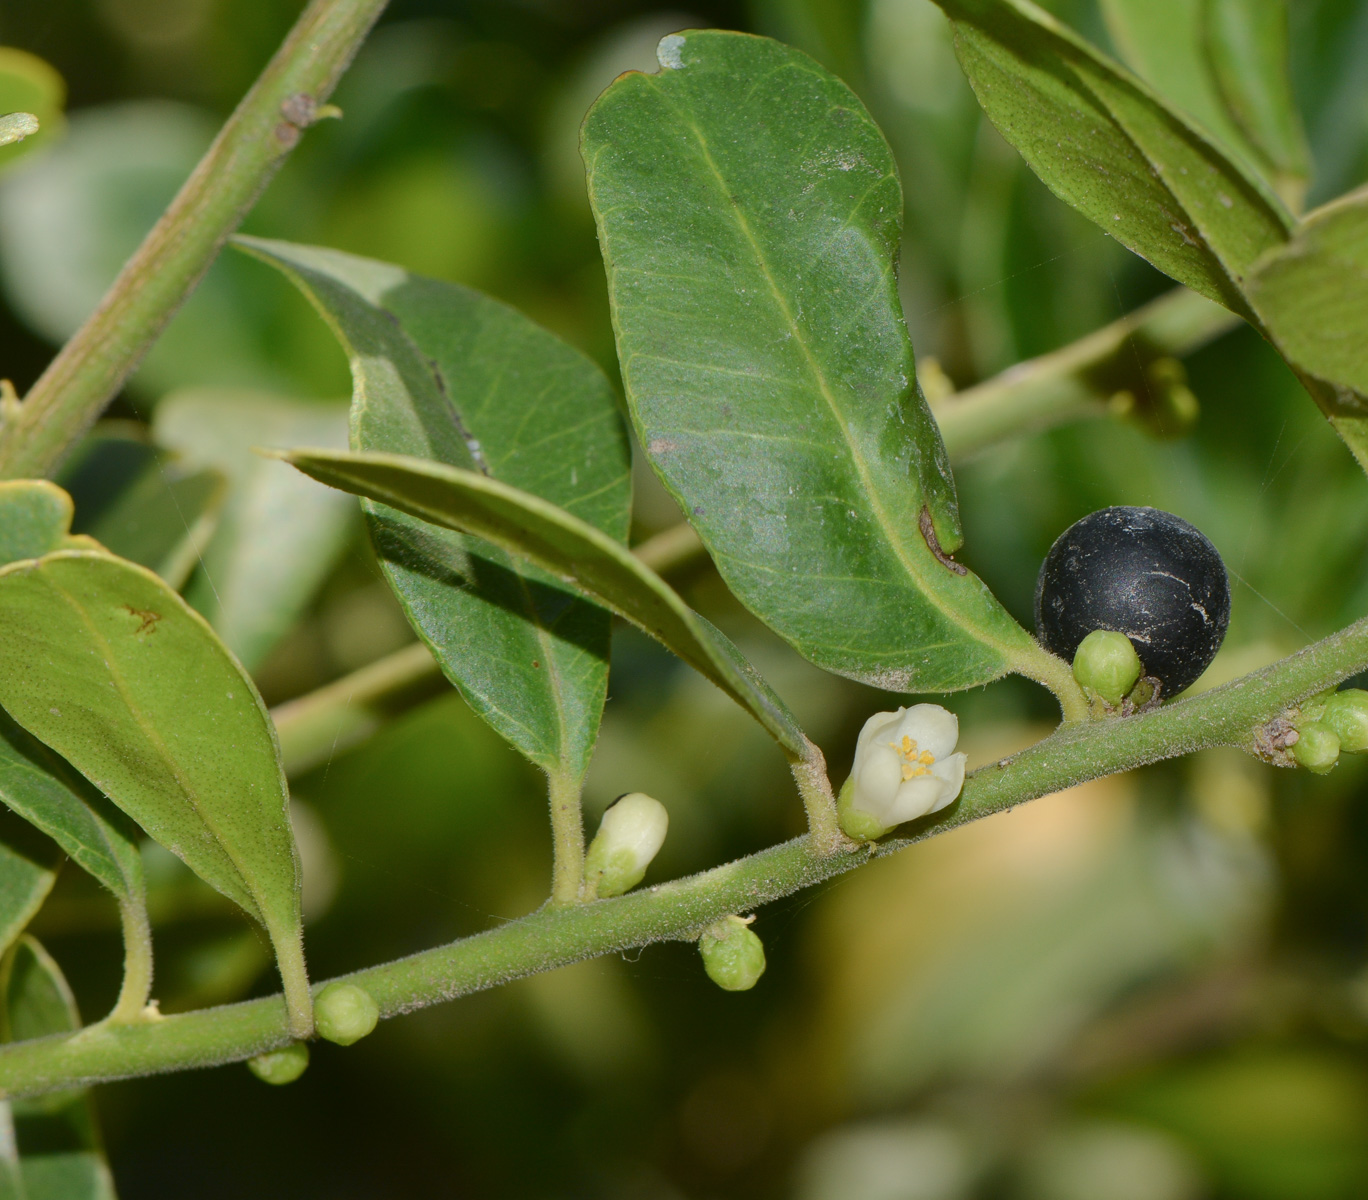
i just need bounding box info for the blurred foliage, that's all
[1,0,1368,1197]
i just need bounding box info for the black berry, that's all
[1035,506,1230,697]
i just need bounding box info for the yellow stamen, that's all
[918,750,934,765]
[901,764,914,781]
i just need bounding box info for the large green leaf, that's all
[153,389,352,669]
[1247,188,1368,400]
[280,449,808,757]
[2,937,118,1199]
[236,237,633,782]
[582,29,1048,694]
[928,0,1291,314]
[0,551,311,1035]
[0,714,142,907]
[1098,0,1308,205]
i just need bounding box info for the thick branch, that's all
[0,0,389,480]
[5,611,1365,1097]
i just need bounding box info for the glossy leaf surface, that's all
[1248,189,1368,399]
[0,552,306,1014]
[2,938,117,1199]
[929,0,1290,313]
[238,238,632,781]
[583,29,1041,693]
[282,449,807,756]
[154,389,352,670]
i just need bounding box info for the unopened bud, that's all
[314,982,379,1046]
[247,1042,309,1085]
[699,915,766,991]
[1072,629,1143,705]
[584,792,668,898]
[1323,690,1368,754]
[1292,720,1340,775]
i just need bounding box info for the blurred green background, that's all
[4,0,1368,1196]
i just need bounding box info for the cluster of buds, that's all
[1291,689,1368,775]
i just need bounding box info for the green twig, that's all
[0,0,389,480]
[6,607,1367,1096]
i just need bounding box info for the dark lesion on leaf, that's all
[121,605,161,635]
[919,506,967,575]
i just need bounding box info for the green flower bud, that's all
[314,982,379,1046]
[247,1042,309,1085]
[584,792,669,898]
[1323,690,1368,754]
[699,915,766,991]
[1072,629,1142,705]
[1292,720,1340,775]
[837,776,889,841]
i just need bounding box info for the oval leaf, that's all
[279,449,809,757]
[0,816,58,961]
[929,0,1291,312]
[0,483,71,566]
[236,237,632,783]
[582,29,1048,693]
[0,551,310,1034]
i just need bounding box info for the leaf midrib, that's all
[639,75,1022,659]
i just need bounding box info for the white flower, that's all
[844,704,967,835]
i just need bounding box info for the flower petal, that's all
[852,742,902,823]
[927,752,967,814]
[889,775,946,823]
[902,703,959,760]
[854,707,905,772]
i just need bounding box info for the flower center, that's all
[889,734,936,781]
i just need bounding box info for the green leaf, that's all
[1098,0,1308,206]
[0,551,311,1035]
[0,714,142,907]
[2,938,118,1200]
[1247,188,1368,400]
[581,30,1046,693]
[153,389,352,670]
[80,462,226,592]
[235,237,633,782]
[928,0,1291,313]
[0,49,64,177]
[0,816,58,961]
[1204,0,1310,206]
[0,484,71,567]
[279,449,809,757]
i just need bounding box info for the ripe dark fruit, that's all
[1035,506,1230,697]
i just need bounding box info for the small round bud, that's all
[1322,690,1368,754]
[699,915,766,991]
[1072,629,1143,705]
[314,982,379,1046]
[584,792,668,898]
[1292,721,1340,775]
[247,1042,309,1085]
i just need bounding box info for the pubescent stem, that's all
[268,923,314,1040]
[1014,643,1091,723]
[7,605,1368,1096]
[790,740,842,854]
[0,0,389,480]
[105,894,154,1025]
[547,769,587,906]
